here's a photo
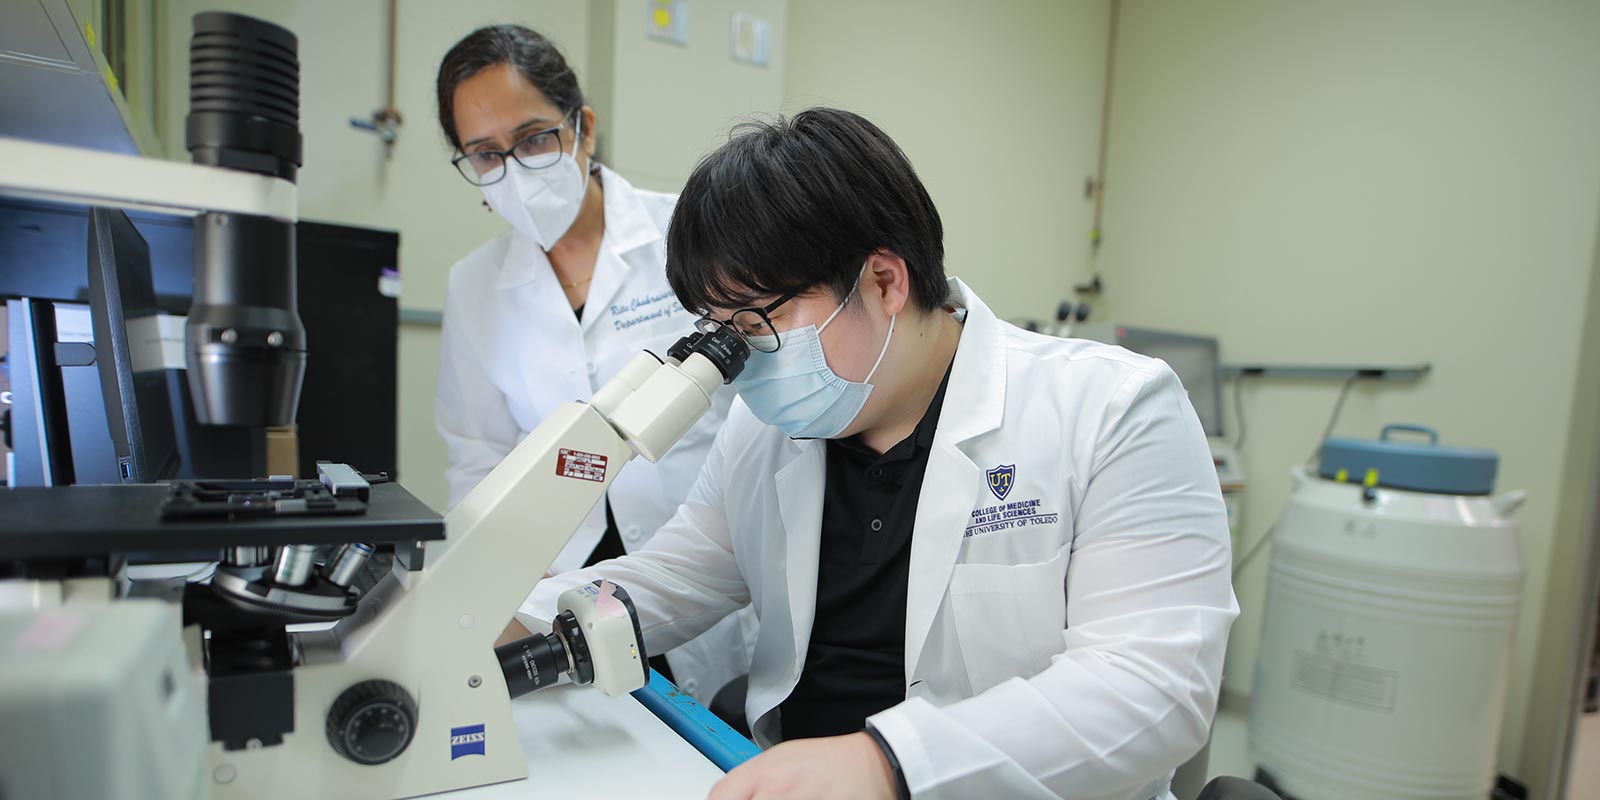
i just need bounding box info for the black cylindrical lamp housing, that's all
[183,12,307,427]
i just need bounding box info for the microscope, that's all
[0,12,750,800]
[171,305,746,800]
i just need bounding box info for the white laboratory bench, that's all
[438,683,726,799]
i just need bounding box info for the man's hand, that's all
[495,619,532,647]
[495,571,558,647]
[707,732,897,800]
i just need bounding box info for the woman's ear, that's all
[579,105,598,160]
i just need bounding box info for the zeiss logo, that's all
[450,724,486,760]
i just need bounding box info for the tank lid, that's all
[1318,424,1498,496]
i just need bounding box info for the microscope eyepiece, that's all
[670,324,749,384]
[666,331,704,364]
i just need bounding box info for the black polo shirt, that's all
[779,364,953,740]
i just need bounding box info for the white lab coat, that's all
[523,278,1238,799]
[435,165,751,704]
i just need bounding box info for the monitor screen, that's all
[1115,327,1223,438]
[87,207,179,482]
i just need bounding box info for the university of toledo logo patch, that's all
[986,464,1016,501]
[450,724,486,760]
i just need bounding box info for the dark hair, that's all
[666,108,949,315]
[436,25,584,151]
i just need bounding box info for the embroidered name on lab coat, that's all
[610,290,686,331]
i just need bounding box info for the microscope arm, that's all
[331,347,725,661]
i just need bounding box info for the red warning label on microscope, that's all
[556,449,609,482]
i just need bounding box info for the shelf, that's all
[1222,363,1431,381]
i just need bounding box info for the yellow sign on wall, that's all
[646,0,690,47]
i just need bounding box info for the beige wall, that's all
[782,0,1111,320]
[1095,0,1600,792]
[156,0,592,511]
[587,0,789,192]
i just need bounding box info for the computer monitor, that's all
[1075,323,1223,437]
[4,199,395,485]
[86,207,180,483]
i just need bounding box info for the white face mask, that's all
[480,117,590,250]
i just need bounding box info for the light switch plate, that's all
[729,13,771,66]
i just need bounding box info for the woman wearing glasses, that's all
[432,25,746,705]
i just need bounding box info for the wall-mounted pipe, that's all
[349,0,403,156]
[1079,0,1121,298]
[1091,0,1119,252]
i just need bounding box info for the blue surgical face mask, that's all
[733,266,896,439]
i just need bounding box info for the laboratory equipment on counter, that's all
[0,602,208,800]
[1250,424,1525,800]
[3,203,402,487]
[0,313,749,799]
[1047,298,1091,337]
[1211,440,1246,541]
[4,7,308,489]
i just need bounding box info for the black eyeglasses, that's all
[694,292,799,353]
[451,118,572,186]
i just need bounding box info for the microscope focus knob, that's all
[326,679,417,765]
